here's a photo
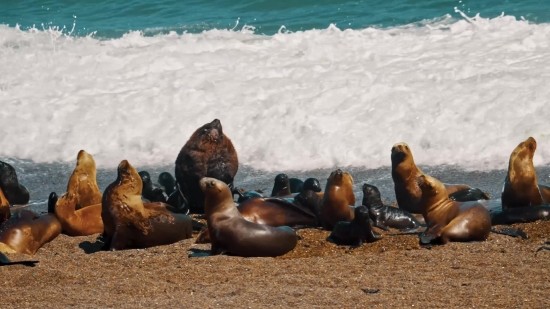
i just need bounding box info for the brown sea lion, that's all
[51,185,104,237]
[0,205,61,255]
[0,186,9,225]
[199,177,298,257]
[417,174,491,245]
[0,161,30,205]
[101,160,193,251]
[195,196,317,244]
[175,119,239,214]
[501,137,550,209]
[391,142,488,214]
[65,150,102,209]
[320,169,356,230]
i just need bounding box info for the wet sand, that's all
[2,219,550,308]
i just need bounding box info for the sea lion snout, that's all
[200,177,217,190]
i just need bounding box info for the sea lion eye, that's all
[208,180,215,187]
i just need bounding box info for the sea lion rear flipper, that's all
[490,227,529,239]
[419,225,443,245]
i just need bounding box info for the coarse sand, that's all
[2,214,550,308]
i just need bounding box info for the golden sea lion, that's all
[66,150,102,209]
[417,174,491,245]
[391,142,488,214]
[51,187,104,237]
[101,160,193,251]
[501,137,550,209]
[199,177,298,257]
[320,169,356,230]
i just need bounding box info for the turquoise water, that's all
[1,0,548,38]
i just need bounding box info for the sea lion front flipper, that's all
[350,239,363,249]
[109,227,130,251]
[419,224,444,245]
[0,252,38,267]
[373,220,390,232]
[490,227,529,239]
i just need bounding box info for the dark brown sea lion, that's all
[0,161,30,205]
[0,251,38,267]
[195,196,317,244]
[139,171,168,203]
[51,183,104,237]
[320,169,356,230]
[0,187,9,225]
[416,174,491,245]
[199,177,298,257]
[101,160,193,251]
[361,183,424,232]
[0,205,61,255]
[158,172,177,196]
[175,119,239,214]
[391,142,488,214]
[327,206,382,247]
[501,137,550,209]
[65,150,102,209]
[271,174,292,197]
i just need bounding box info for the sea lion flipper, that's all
[263,197,317,219]
[490,227,529,239]
[350,239,363,248]
[110,227,129,251]
[0,252,38,267]
[374,221,390,231]
[191,220,205,231]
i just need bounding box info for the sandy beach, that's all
[2,217,550,308]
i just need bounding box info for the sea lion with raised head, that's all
[501,137,550,209]
[327,206,382,247]
[0,200,61,255]
[320,169,356,230]
[175,119,239,214]
[362,183,424,232]
[199,177,298,257]
[391,142,488,214]
[139,171,168,203]
[61,150,102,210]
[271,174,292,197]
[416,174,491,245]
[0,161,30,205]
[101,160,193,251]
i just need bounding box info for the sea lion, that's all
[501,137,550,209]
[490,205,550,225]
[327,206,382,247]
[391,142,488,214]
[416,174,491,245]
[139,171,168,203]
[237,190,264,203]
[51,185,104,237]
[175,119,239,214]
[199,177,298,257]
[0,161,30,205]
[289,178,304,193]
[158,172,177,196]
[0,251,38,267]
[101,160,193,251]
[0,186,9,225]
[63,150,102,210]
[271,174,292,197]
[0,204,62,255]
[361,183,424,232]
[320,169,356,230]
[165,182,190,214]
[196,196,317,244]
[303,178,322,193]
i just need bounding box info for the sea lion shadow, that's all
[78,241,105,254]
[188,248,212,258]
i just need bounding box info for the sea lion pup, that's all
[391,142,488,214]
[361,183,424,232]
[175,119,239,214]
[158,172,177,196]
[139,171,168,203]
[64,150,102,210]
[416,174,491,245]
[0,252,38,267]
[501,137,550,209]
[0,186,9,225]
[200,177,298,257]
[51,185,104,237]
[320,169,356,230]
[327,206,382,247]
[101,160,193,251]
[0,161,30,205]
[271,174,292,197]
[0,200,61,255]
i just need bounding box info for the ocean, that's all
[1,0,550,209]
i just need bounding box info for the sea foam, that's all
[1,12,550,172]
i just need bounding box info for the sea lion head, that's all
[76,150,97,175]
[354,205,370,221]
[391,142,413,165]
[274,174,289,187]
[303,178,322,193]
[417,174,447,207]
[115,160,143,196]
[158,172,176,193]
[326,169,354,188]
[200,177,233,216]
[190,118,225,147]
[138,171,153,190]
[362,183,382,208]
[508,137,537,181]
